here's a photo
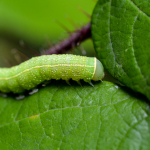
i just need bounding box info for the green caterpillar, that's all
[0,54,104,94]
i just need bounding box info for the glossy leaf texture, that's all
[91,0,150,100]
[0,81,150,150]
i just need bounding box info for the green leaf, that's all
[0,81,150,149]
[91,0,150,100]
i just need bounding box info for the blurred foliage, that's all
[0,0,96,67]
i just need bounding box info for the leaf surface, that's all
[92,0,150,100]
[0,81,150,149]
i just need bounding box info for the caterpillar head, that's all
[92,58,104,81]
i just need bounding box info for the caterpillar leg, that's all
[88,81,94,87]
[42,80,51,87]
[66,80,71,85]
[15,95,25,100]
[76,80,82,86]
[29,89,39,95]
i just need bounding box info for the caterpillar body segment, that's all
[0,54,104,93]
